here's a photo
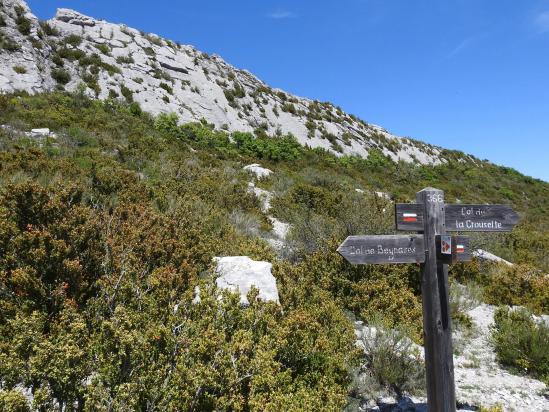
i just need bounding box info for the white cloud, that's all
[268,10,297,20]
[534,11,549,33]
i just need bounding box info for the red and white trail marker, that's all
[403,213,418,222]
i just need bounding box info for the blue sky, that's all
[27,0,549,181]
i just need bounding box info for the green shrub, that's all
[143,46,155,56]
[52,53,64,66]
[0,32,20,51]
[39,21,59,36]
[64,34,82,47]
[232,131,302,162]
[449,281,480,329]
[82,73,100,96]
[51,68,71,85]
[95,43,110,55]
[159,82,173,95]
[116,55,134,64]
[57,47,85,61]
[492,307,549,385]
[0,15,6,27]
[120,84,133,102]
[483,264,549,314]
[0,389,30,412]
[12,66,26,74]
[145,33,163,46]
[15,11,31,35]
[31,38,42,49]
[128,101,142,117]
[281,102,296,114]
[78,53,120,76]
[108,89,119,99]
[356,323,425,397]
[77,53,102,67]
[479,406,504,412]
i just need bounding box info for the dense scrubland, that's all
[0,92,547,410]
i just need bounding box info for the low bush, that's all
[95,43,110,55]
[0,389,30,412]
[491,307,549,385]
[14,6,31,35]
[51,68,71,85]
[64,34,82,47]
[78,53,120,76]
[108,89,119,99]
[449,281,480,329]
[483,264,548,314]
[52,53,64,66]
[0,32,20,51]
[12,66,26,74]
[281,102,296,114]
[120,84,133,102]
[39,21,59,36]
[115,55,134,64]
[355,321,425,397]
[57,47,85,61]
[82,73,100,96]
[154,113,302,162]
[232,131,302,162]
[275,248,423,342]
[143,46,155,56]
[159,82,172,95]
[479,405,504,412]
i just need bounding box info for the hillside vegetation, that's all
[0,92,548,410]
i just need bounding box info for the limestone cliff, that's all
[0,0,458,164]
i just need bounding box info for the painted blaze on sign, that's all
[395,204,424,231]
[337,235,425,265]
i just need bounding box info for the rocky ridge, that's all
[0,0,464,164]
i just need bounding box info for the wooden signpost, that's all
[338,188,519,412]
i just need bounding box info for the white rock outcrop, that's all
[0,0,451,165]
[214,256,279,305]
[243,164,272,179]
[472,249,514,266]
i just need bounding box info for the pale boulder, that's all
[214,256,279,305]
[472,249,513,266]
[243,164,273,179]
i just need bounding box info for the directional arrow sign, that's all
[445,204,519,232]
[337,235,425,265]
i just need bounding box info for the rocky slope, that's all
[0,0,459,164]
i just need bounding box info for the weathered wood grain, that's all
[417,188,456,412]
[337,235,425,265]
[445,204,519,232]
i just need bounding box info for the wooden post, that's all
[416,188,456,412]
[344,189,517,410]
